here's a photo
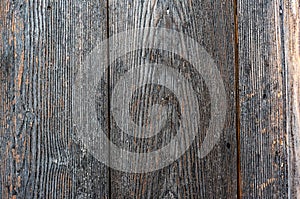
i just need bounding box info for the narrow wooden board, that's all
[238,0,290,197]
[0,0,109,198]
[108,0,237,198]
[284,0,300,197]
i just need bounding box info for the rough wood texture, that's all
[284,0,300,197]
[0,0,109,198]
[238,0,294,197]
[108,0,236,198]
[1,0,299,198]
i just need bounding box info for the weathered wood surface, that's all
[285,0,300,197]
[238,0,299,198]
[0,0,110,198]
[108,0,236,198]
[0,0,299,198]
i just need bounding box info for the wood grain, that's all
[238,0,290,197]
[1,0,298,198]
[284,0,300,197]
[108,0,237,198]
[0,0,110,198]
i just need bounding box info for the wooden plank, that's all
[238,0,291,197]
[71,1,110,198]
[108,0,237,198]
[284,0,300,197]
[0,0,109,198]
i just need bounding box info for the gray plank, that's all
[107,0,237,198]
[238,0,289,197]
[0,0,109,198]
[284,0,300,197]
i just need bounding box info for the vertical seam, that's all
[233,0,242,198]
[106,0,112,198]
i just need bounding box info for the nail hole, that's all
[263,93,267,99]
[226,143,230,149]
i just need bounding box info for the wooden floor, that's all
[0,0,299,198]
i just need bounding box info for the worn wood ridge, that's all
[0,0,299,198]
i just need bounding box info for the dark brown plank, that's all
[107,0,237,198]
[284,0,300,197]
[0,0,109,198]
[238,0,290,197]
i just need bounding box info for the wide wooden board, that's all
[0,0,110,198]
[108,0,237,198]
